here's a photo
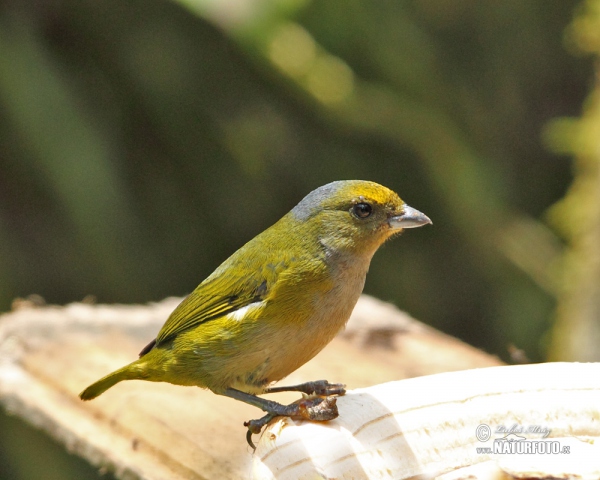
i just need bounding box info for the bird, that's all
[79,180,431,447]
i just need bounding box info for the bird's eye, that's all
[352,202,372,219]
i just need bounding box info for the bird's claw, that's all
[244,413,276,450]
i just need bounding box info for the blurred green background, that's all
[1,0,599,478]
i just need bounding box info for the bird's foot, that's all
[265,379,346,396]
[244,395,339,450]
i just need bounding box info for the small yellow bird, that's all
[80,180,431,447]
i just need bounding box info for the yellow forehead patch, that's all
[334,181,403,208]
[291,180,404,220]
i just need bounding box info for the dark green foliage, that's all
[0,1,592,477]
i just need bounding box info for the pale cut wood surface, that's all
[0,294,501,479]
[253,362,600,479]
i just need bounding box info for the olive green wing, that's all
[138,250,288,357]
[147,274,267,348]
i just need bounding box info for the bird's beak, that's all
[389,205,432,230]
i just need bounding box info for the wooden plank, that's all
[0,295,501,479]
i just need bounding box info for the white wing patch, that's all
[227,301,265,322]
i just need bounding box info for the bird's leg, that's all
[223,387,340,450]
[265,379,346,396]
[224,387,301,417]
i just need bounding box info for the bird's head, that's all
[289,180,431,258]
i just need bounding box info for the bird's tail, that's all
[79,362,148,401]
